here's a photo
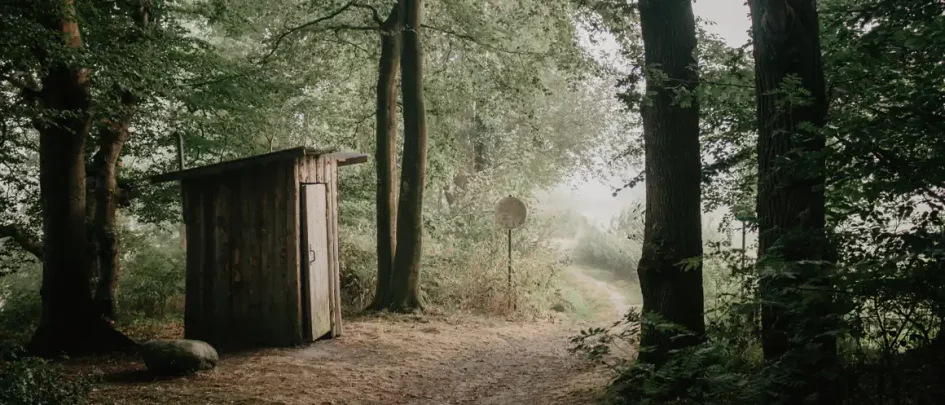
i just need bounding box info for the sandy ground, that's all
[73,263,635,405]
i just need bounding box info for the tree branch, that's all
[260,1,360,64]
[351,2,384,25]
[420,24,548,56]
[0,224,43,259]
[0,70,41,94]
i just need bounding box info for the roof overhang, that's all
[150,147,368,183]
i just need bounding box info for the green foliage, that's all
[0,261,42,344]
[572,205,643,279]
[115,222,185,318]
[569,0,945,402]
[0,347,93,405]
[570,307,764,405]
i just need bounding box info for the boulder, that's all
[140,339,218,376]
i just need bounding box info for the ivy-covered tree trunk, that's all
[749,0,837,403]
[387,0,427,312]
[635,0,705,366]
[28,0,135,357]
[372,6,402,310]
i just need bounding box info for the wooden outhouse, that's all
[151,147,367,348]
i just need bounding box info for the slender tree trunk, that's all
[89,0,149,321]
[91,95,133,321]
[635,0,705,367]
[28,0,135,356]
[749,1,837,403]
[387,0,427,312]
[372,6,402,310]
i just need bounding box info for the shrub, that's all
[571,206,643,279]
[336,187,568,315]
[570,308,764,405]
[116,223,185,319]
[0,346,93,405]
[338,230,378,313]
[0,258,42,344]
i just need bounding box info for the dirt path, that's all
[567,266,632,319]
[80,241,634,404]
[85,316,610,405]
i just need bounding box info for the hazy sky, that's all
[541,2,753,235]
[693,0,752,47]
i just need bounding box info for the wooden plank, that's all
[199,181,217,344]
[302,184,332,340]
[264,162,283,345]
[282,160,302,345]
[257,163,276,345]
[315,157,334,335]
[183,181,204,341]
[227,175,244,341]
[324,151,369,167]
[211,179,231,346]
[150,147,341,183]
[238,168,259,344]
[328,159,344,337]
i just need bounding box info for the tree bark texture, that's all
[635,0,705,366]
[91,94,134,321]
[749,0,837,403]
[90,0,149,321]
[388,0,427,312]
[27,0,135,357]
[372,6,402,310]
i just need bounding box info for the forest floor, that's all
[70,264,636,405]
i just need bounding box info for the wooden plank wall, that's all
[297,155,343,338]
[181,160,303,348]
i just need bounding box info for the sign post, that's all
[733,204,752,270]
[494,196,527,311]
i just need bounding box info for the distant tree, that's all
[387,0,427,312]
[634,0,705,366]
[372,4,402,310]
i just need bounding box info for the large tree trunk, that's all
[27,0,136,357]
[749,0,837,403]
[635,0,705,366]
[372,6,402,310]
[387,0,427,312]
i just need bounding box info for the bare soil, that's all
[70,263,633,405]
[73,313,611,405]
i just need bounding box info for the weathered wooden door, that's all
[301,183,332,341]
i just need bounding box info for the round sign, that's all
[495,196,527,229]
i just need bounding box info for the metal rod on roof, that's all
[176,131,187,250]
[177,131,186,170]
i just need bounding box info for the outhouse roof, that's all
[150,147,368,183]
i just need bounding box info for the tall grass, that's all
[571,205,644,280]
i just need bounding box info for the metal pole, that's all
[508,228,514,311]
[740,220,747,270]
[176,132,185,171]
[177,131,186,250]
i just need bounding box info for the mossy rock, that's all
[140,339,218,376]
